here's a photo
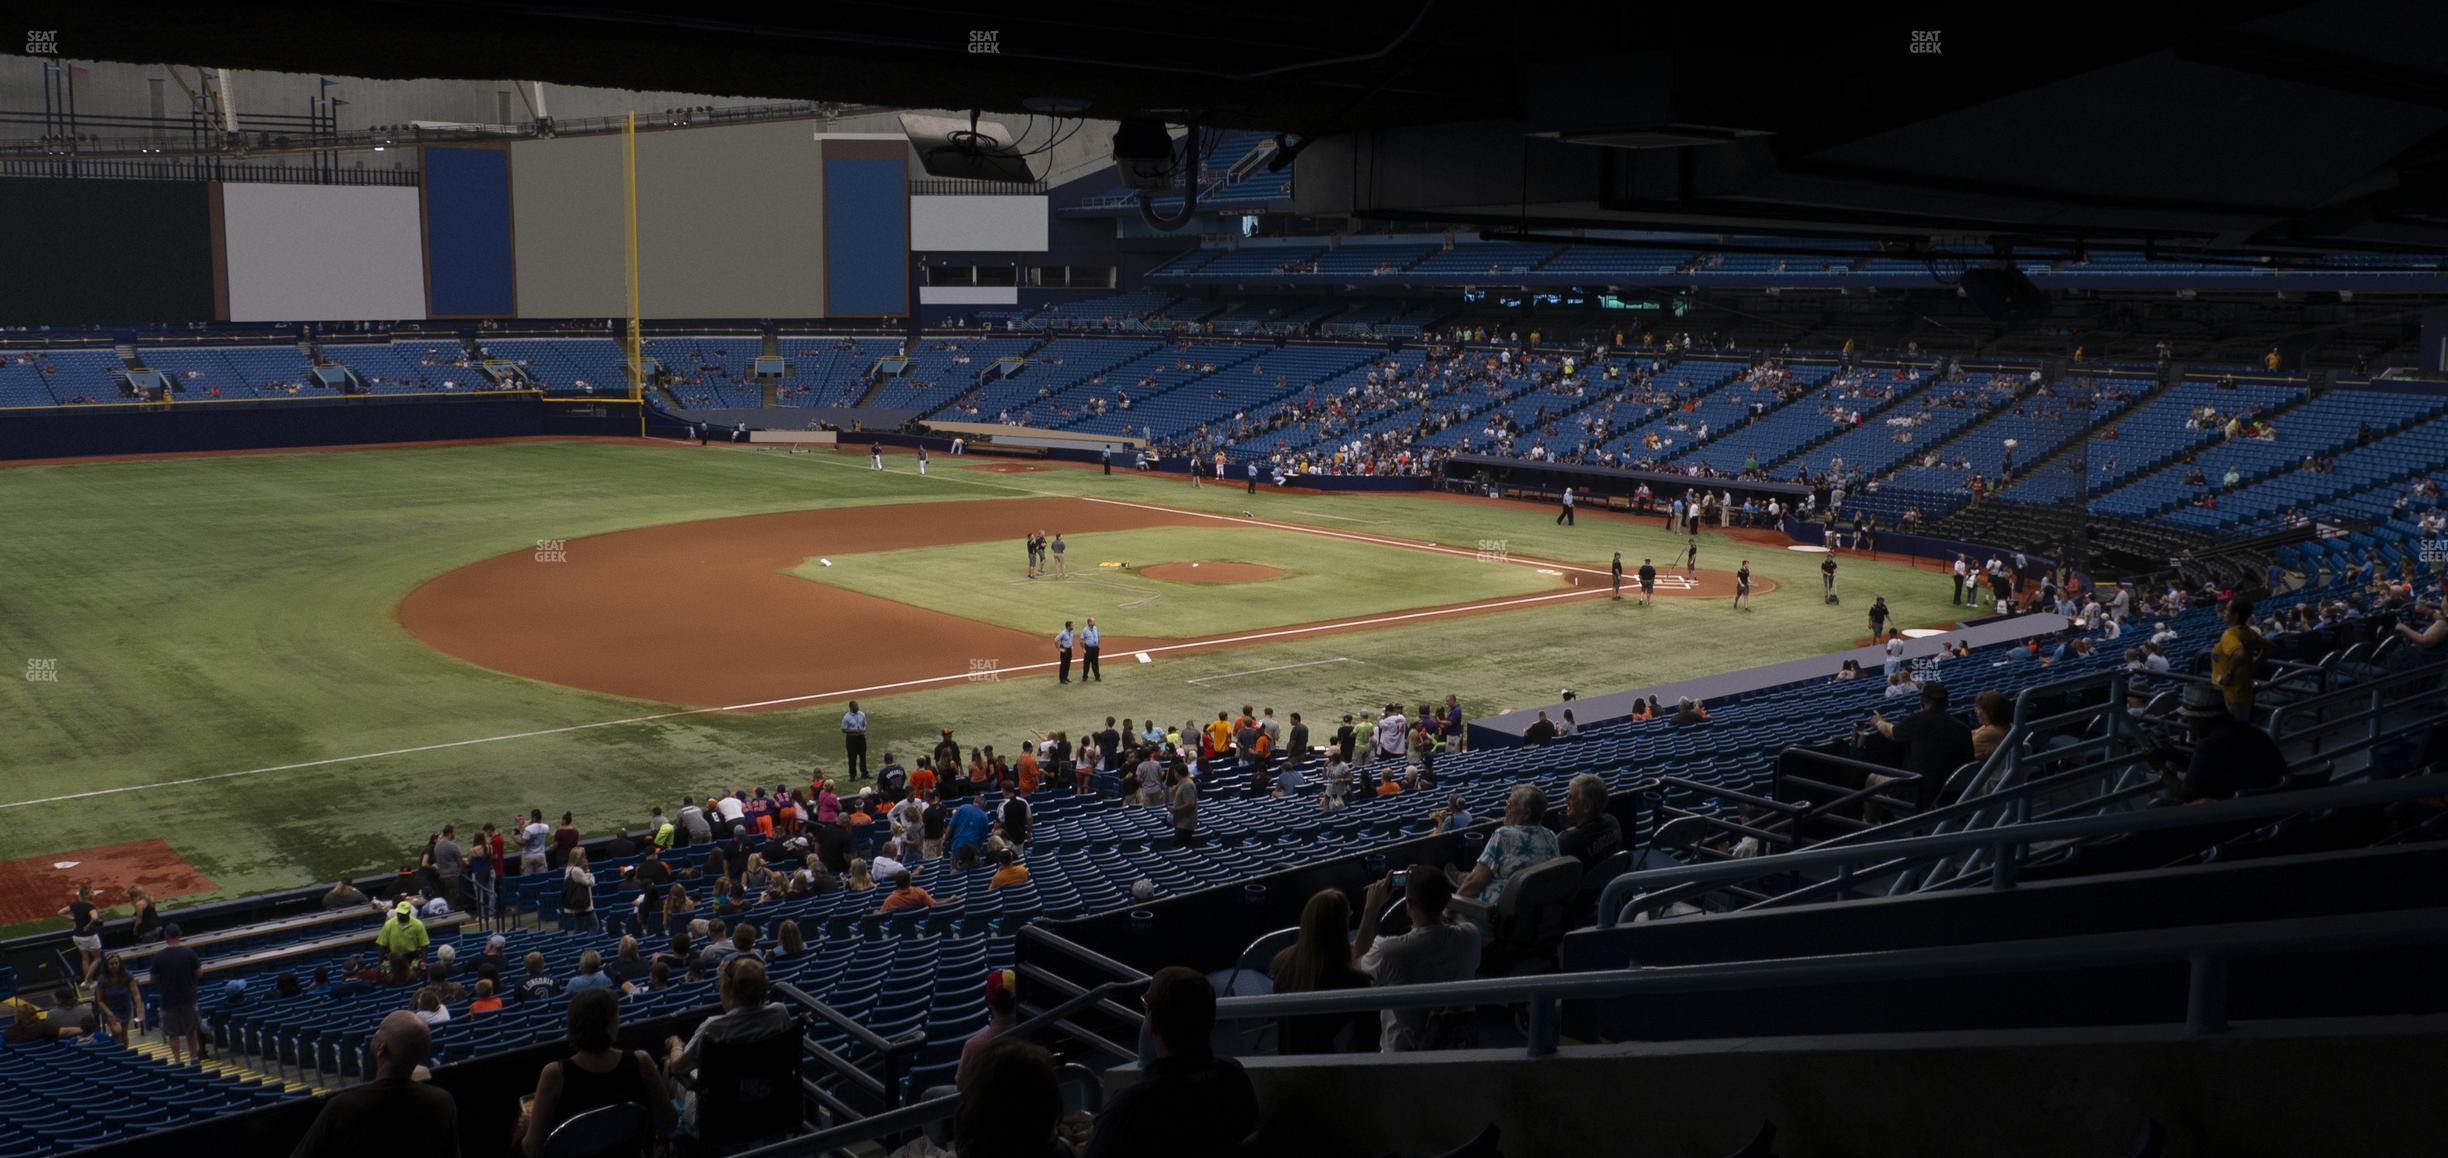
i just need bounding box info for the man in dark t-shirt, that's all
[1870,682,1975,810]
[2158,683,2290,802]
[290,1011,459,1158]
[150,924,204,1063]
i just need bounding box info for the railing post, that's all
[1988,840,2019,890]
[1525,993,1560,1057]
[2185,950,2228,1035]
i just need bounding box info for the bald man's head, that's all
[372,1010,432,1078]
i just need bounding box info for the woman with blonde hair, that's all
[846,858,876,891]
[740,853,773,896]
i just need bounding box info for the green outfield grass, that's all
[789,525,1564,639]
[0,440,1966,932]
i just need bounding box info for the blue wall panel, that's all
[823,156,907,316]
[423,147,517,316]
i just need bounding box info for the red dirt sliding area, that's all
[0,841,217,927]
[397,496,1764,709]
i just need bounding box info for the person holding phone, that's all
[1351,867,1480,1052]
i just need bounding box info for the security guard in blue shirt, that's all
[1056,621,1075,684]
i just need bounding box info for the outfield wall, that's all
[0,393,585,461]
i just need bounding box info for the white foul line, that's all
[0,585,1606,811]
[1185,657,1358,685]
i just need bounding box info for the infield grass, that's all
[789,525,1564,639]
[0,440,1966,930]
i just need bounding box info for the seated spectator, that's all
[1522,710,1558,746]
[607,936,650,986]
[1671,697,1709,724]
[846,858,876,891]
[2155,683,2290,802]
[720,924,762,968]
[516,987,673,1157]
[1,993,90,1043]
[1556,773,1624,869]
[877,869,936,914]
[1456,783,1562,903]
[773,920,805,960]
[566,949,615,994]
[518,951,562,1003]
[1082,966,1260,1158]
[1971,691,2012,762]
[411,989,450,1028]
[466,979,504,1015]
[956,968,1021,1087]
[1430,792,1474,834]
[290,1012,458,1158]
[1867,681,1975,814]
[663,958,793,1134]
[414,961,465,1010]
[1266,891,1374,1054]
[323,880,369,910]
[955,1037,1065,1158]
[988,846,1031,889]
[1353,868,1481,1051]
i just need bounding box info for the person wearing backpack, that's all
[562,848,599,933]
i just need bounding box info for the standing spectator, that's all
[1353,869,1481,1051]
[1166,764,1200,850]
[553,812,582,867]
[561,848,598,932]
[1456,784,1563,903]
[289,1012,459,1158]
[1082,966,1260,1158]
[91,955,140,1041]
[126,885,162,945]
[151,924,202,1063]
[375,901,429,982]
[1267,891,1375,1054]
[519,810,551,875]
[61,884,103,990]
[431,825,465,911]
[2210,597,2272,722]
[516,987,672,1157]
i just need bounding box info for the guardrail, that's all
[1594,769,2448,927]
[1214,905,2448,1057]
[771,981,925,1130]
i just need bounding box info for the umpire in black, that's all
[1056,621,1076,684]
[1081,617,1103,682]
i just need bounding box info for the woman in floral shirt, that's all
[1456,783,1562,904]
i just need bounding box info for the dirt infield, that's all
[1141,561,1284,584]
[398,495,1768,708]
[959,462,1051,473]
[0,840,218,927]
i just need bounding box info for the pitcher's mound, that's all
[1141,561,1283,584]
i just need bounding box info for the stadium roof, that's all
[50,1,2448,254]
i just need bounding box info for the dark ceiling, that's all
[43,1,2448,254]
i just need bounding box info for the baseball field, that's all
[0,437,1964,932]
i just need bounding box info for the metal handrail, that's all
[771,982,925,1118]
[1594,771,2448,927]
[1217,906,2448,1057]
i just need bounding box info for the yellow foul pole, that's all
[623,111,644,419]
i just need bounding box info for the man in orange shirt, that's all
[988,847,1030,889]
[1015,747,1041,796]
[876,869,934,913]
[906,759,936,799]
